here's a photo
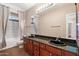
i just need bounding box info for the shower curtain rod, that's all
[0,4,9,8]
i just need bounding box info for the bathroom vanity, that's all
[23,37,78,56]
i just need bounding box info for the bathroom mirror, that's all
[32,3,77,40]
[66,13,76,39]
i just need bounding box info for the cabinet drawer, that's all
[40,43,46,49]
[46,45,54,52]
[53,48,61,54]
[33,41,39,46]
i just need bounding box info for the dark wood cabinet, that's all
[39,43,50,56]
[24,39,33,55]
[33,50,39,56]
[40,43,46,49]
[40,48,50,56]
[24,39,29,52]
[46,45,62,56]
[33,41,39,47]
[28,42,33,55]
[23,38,77,56]
[52,48,62,56]
[62,50,77,56]
[33,41,40,56]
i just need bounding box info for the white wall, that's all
[25,3,76,39]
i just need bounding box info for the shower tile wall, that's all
[6,20,19,39]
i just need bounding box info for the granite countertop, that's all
[27,37,78,54]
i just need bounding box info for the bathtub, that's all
[0,38,20,51]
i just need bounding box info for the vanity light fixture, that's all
[36,3,56,14]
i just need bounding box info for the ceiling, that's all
[2,3,36,11]
[1,3,74,12]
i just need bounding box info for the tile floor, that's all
[0,46,29,56]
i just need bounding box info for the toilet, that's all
[17,40,23,48]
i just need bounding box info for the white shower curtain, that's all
[0,5,9,48]
[18,11,25,39]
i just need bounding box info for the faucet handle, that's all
[56,37,58,41]
[56,37,61,42]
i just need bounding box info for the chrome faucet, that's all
[56,37,60,42]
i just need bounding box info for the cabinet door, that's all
[40,48,50,56]
[24,39,29,52]
[29,40,33,51]
[46,45,62,56]
[28,40,33,55]
[33,50,39,56]
[24,39,33,55]
[63,51,77,56]
[33,41,40,56]
[23,41,26,50]
[40,43,46,49]
[33,41,39,46]
[52,48,62,56]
